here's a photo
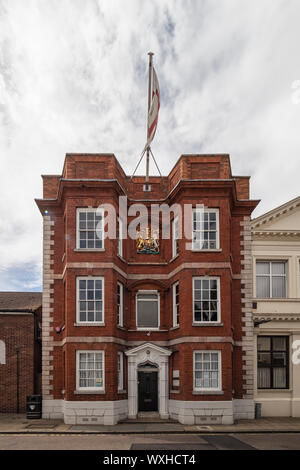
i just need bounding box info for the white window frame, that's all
[193,350,222,392]
[117,282,123,327]
[76,276,105,325]
[173,282,179,327]
[256,260,287,299]
[76,207,104,250]
[136,290,160,331]
[76,350,105,391]
[118,217,123,257]
[192,208,220,251]
[193,276,221,324]
[118,351,124,391]
[172,216,179,258]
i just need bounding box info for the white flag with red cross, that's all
[147,67,160,147]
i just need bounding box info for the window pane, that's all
[273,368,286,388]
[137,295,158,328]
[273,337,287,351]
[137,293,158,300]
[257,337,271,351]
[272,277,286,298]
[273,352,286,367]
[256,276,270,298]
[258,352,271,365]
[272,262,285,275]
[256,262,270,275]
[258,368,271,388]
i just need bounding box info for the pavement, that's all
[0,414,300,434]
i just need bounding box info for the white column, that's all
[159,357,169,419]
[127,356,137,419]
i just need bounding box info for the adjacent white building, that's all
[252,196,300,417]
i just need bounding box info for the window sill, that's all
[117,390,127,394]
[193,390,224,395]
[170,325,180,331]
[74,248,105,252]
[257,389,292,393]
[117,255,126,263]
[170,390,180,394]
[170,254,179,263]
[192,322,223,327]
[130,329,168,332]
[74,390,105,395]
[74,322,105,327]
[255,298,290,301]
[191,249,222,253]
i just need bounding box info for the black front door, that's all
[138,371,158,412]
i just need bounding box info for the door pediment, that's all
[125,342,172,358]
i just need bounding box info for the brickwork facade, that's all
[36,153,259,424]
[0,295,42,413]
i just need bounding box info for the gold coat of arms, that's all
[137,228,159,254]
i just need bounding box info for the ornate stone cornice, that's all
[254,314,300,322]
[251,196,300,230]
[252,230,300,239]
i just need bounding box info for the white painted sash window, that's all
[194,351,221,391]
[192,209,219,250]
[76,351,104,390]
[193,277,220,323]
[77,277,104,324]
[77,208,104,249]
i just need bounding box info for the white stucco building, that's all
[252,196,300,417]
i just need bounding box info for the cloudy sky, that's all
[0,0,300,292]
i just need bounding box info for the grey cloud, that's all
[0,0,300,289]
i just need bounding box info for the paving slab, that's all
[0,414,300,434]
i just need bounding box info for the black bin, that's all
[255,402,262,419]
[26,395,42,419]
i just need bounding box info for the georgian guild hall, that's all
[35,153,259,425]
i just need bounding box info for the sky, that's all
[0,0,300,292]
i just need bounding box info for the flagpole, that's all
[146,52,154,188]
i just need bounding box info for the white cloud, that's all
[0,0,300,289]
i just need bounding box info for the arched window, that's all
[0,340,5,365]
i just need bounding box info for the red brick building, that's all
[0,292,42,413]
[35,153,259,424]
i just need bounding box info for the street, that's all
[0,432,300,450]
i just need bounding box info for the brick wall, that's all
[0,314,35,412]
